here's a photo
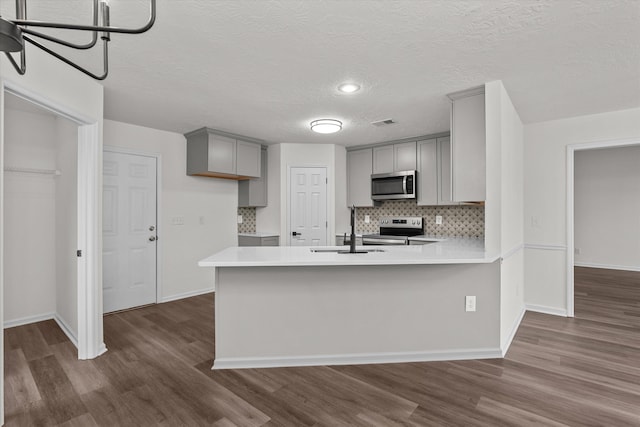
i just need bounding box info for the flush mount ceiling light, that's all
[338,83,361,93]
[0,0,156,80]
[310,119,342,134]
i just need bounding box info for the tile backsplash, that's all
[239,201,484,237]
[353,201,484,238]
[237,207,257,233]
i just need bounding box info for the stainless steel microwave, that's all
[371,170,417,201]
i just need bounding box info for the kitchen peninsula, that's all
[200,239,503,369]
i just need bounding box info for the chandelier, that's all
[0,0,156,80]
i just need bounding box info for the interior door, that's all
[102,151,157,313]
[289,167,328,246]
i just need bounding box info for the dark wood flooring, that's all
[5,266,640,426]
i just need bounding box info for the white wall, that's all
[56,118,79,336]
[485,81,525,350]
[524,108,640,313]
[334,145,349,235]
[574,146,640,270]
[103,120,238,300]
[3,108,57,324]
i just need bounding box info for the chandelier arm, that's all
[23,34,108,81]
[11,0,155,35]
[19,0,99,50]
[4,49,26,75]
[22,27,98,50]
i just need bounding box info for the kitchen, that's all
[1,1,639,425]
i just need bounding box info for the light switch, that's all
[171,216,184,226]
[364,215,370,224]
[435,215,443,225]
[237,215,243,224]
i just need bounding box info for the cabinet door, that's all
[372,145,394,174]
[451,92,485,201]
[417,139,438,206]
[208,134,236,175]
[394,141,417,171]
[347,148,374,207]
[238,148,267,207]
[437,137,453,204]
[236,140,261,178]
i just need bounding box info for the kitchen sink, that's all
[309,248,386,253]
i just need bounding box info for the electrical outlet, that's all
[364,215,370,224]
[237,215,243,224]
[465,296,476,312]
[171,216,184,225]
[435,215,443,225]
[574,247,581,255]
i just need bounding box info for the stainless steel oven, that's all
[362,217,424,245]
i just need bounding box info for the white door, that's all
[102,151,157,313]
[289,167,328,246]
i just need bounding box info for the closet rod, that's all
[3,166,62,176]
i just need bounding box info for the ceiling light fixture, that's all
[338,83,361,93]
[0,0,156,80]
[310,119,342,134]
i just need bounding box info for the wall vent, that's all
[371,118,396,127]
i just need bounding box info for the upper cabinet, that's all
[372,141,417,174]
[448,86,486,201]
[347,148,374,207]
[185,127,262,180]
[417,136,454,206]
[238,147,268,207]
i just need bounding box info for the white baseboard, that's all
[212,347,503,370]
[525,304,568,317]
[501,306,526,357]
[3,312,55,329]
[54,314,78,348]
[161,287,215,303]
[574,262,640,272]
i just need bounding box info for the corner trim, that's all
[54,314,79,348]
[525,304,568,317]
[574,262,640,272]
[161,287,214,303]
[524,243,567,251]
[212,347,503,370]
[501,306,525,357]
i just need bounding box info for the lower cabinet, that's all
[238,235,280,246]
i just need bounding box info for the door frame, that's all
[286,165,329,246]
[103,145,163,305]
[565,137,640,317]
[1,79,104,359]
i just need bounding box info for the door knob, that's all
[149,225,155,231]
[149,236,156,241]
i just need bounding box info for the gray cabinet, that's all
[185,127,262,179]
[448,86,486,201]
[239,147,268,207]
[347,148,374,207]
[417,136,454,206]
[372,141,416,174]
[238,235,279,246]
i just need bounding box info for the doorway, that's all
[102,148,159,313]
[566,138,640,316]
[289,167,328,246]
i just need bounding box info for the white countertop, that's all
[238,232,280,238]
[200,238,498,267]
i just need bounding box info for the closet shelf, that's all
[3,166,62,176]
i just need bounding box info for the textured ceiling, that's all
[3,0,639,146]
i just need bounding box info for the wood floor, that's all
[4,266,640,426]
